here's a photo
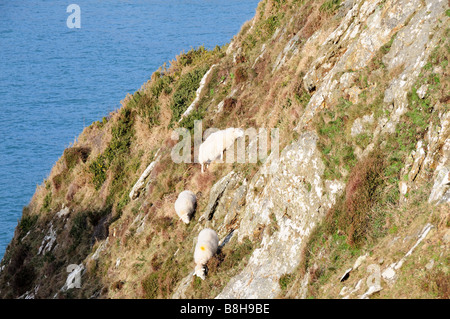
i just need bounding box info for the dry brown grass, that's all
[422,269,450,299]
[8,0,437,300]
[191,169,216,194]
[326,150,386,246]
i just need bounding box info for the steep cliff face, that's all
[0,0,448,299]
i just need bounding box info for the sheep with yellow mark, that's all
[194,228,219,280]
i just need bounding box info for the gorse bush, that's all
[178,69,223,128]
[178,107,206,133]
[126,72,172,128]
[170,65,210,122]
[177,47,208,67]
[264,15,281,36]
[42,191,52,212]
[13,264,35,296]
[176,46,223,68]
[128,91,160,129]
[89,107,135,190]
[69,208,111,252]
[151,74,173,98]
[89,154,108,190]
[109,108,135,157]
[178,66,221,132]
[18,214,38,239]
[70,212,88,247]
[63,147,90,169]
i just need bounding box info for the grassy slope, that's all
[0,0,448,299]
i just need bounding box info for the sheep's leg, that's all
[201,163,204,173]
[220,151,223,161]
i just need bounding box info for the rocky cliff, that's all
[0,0,448,299]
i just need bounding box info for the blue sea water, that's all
[0,0,259,260]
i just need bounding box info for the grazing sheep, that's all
[174,190,197,224]
[198,128,244,173]
[194,228,219,280]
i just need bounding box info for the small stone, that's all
[399,181,408,196]
[348,86,362,105]
[353,254,368,270]
[417,85,428,99]
[339,72,356,88]
[425,259,434,270]
[433,65,443,74]
[350,114,374,137]
[56,205,70,218]
[382,266,396,281]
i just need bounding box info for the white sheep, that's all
[174,190,197,224]
[194,228,219,280]
[198,127,244,173]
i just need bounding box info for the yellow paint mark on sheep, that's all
[200,246,205,251]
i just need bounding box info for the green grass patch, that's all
[128,91,160,129]
[279,273,295,291]
[315,99,358,180]
[176,46,224,68]
[89,107,136,190]
[319,0,341,13]
[170,65,210,122]
[18,213,38,239]
[42,191,52,213]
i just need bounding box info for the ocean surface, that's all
[0,0,260,260]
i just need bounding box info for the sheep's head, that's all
[194,264,206,280]
[177,208,190,224]
[180,211,190,224]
